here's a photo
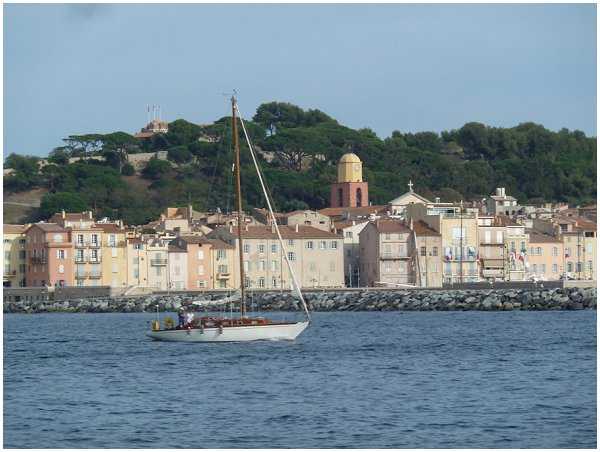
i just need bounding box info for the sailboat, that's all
[147,96,311,342]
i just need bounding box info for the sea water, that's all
[3,310,596,448]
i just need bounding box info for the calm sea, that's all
[3,310,597,448]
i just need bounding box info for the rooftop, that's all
[412,220,441,236]
[4,224,28,234]
[374,219,411,234]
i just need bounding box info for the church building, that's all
[330,153,369,208]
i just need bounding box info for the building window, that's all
[320,241,327,250]
[306,241,314,250]
[272,277,278,288]
[288,252,296,261]
[91,234,98,246]
[258,277,265,288]
[552,264,558,273]
[258,244,265,254]
[329,261,335,272]
[244,277,250,288]
[53,234,63,243]
[197,250,204,260]
[541,264,546,273]
[385,233,391,240]
[576,262,582,272]
[219,280,227,289]
[288,239,295,247]
[243,261,249,272]
[567,262,573,272]
[57,249,65,259]
[156,266,161,276]
[271,260,278,271]
[588,260,593,271]
[109,235,116,247]
[198,265,204,275]
[345,231,352,238]
[243,244,250,253]
[552,247,558,256]
[91,249,99,262]
[356,188,362,207]
[260,260,266,271]
[536,247,542,256]
[432,247,438,256]
[420,246,426,256]
[218,264,228,273]
[19,250,26,260]
[271,244,278,253]
[532,264,537,273]
[77,234,84,245]
[331,241,338,249]
[217,249,226,260]
[338,188,343,206]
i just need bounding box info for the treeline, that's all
[4,101,596,225]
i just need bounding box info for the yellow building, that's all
[527,231,563,281]
[207,238,237,289]
[3,224,28,287]
[96,223,128,289]
[563,223,596,280]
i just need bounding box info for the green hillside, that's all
[4,101,596,226]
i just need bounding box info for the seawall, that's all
[4,287,596,313]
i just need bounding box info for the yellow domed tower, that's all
[330,153,369,208]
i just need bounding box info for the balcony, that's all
[75,273,87,279]
[150,259,168,266]
[89,241,101,248]
[75,257,86,263]
[4,269,16,277]
[107,241,125,248]
[217,272,231,279]
[380,253,411,260]
[75,241,89,248]
[88,272,102,279]
[89,257,102,264]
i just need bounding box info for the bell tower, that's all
[330,153,369,208]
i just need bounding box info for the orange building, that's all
[25,224,73,287]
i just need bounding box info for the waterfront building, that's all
[359,220,414,287]
[562,221,596,280]
[412,220,443,288]
[478,216,507,281]
[126,238,148,289]
[168,241,188,290]
[329,153,369,208]
[406,203,480,283]
[333,219,369,287]
[25,223,73,287]
[96,223,128,289]
[207,224,344,289]
[484,187,521,216]
[526,231,563,281]
[3,224,28,287]
[496,216,529,281]
[169,236,214,290]
[144,237,170,290]
[207,238,237,289]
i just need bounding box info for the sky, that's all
[3,3,597,157]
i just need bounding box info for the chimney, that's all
[61,210,65,219]
[410,217,414,230]
[295,224,299,233]
[271,223,275,234]
[435,197,440,203]
[229,225,233,234]
[89,211,93,220]
[188,204,193,220]
[245,224,248,232]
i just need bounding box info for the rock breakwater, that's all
[4,287,596,314]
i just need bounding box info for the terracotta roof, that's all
[206,238,235,250]
[333,220,367,230]
[95,223,124,233]
[49,212,93,222]
[29,223,65,233]
[527,231,561,243]
[3,224,27,234]
[211,225,340,240]
[494,215,519,227]
[168,244,187,252]
[178,235,212,245]
[412,220,441,236]
[374,220,411,233]
[318,205,388,218]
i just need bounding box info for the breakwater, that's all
[4,287,596,313]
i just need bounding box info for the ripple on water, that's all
[3,310,596,448]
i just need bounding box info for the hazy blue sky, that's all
[4,3,596,157]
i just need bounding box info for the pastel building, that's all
[207,224,344,289]
[406,203,480,283]
[359,220,414,287]
[412,220,443,288]
[3,224,28,287]
[145,237,170,290]
[478,216,507,281]
[96,223,128,289]
[25,223,73,287]
[168,242,188,290]
[208,238,237,289]
[527,231,563,280]
[169,236,213,290]
[334,219,369,287]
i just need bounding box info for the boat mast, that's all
[232,96,247,318]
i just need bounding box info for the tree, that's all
[61,134,104,160]
[167,146,192,164]
[142,158,172,180]
[48,148,70,165]
[121,163,135,176]
[39,192,88,219]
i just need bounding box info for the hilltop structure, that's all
[330,153,369,208]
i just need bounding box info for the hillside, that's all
[3,101,597,226]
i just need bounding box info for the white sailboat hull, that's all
[146,321,309,342]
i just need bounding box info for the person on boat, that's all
[185,310,194,327]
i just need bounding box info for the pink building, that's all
[25,224,73,287]
[169,236,214,290]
